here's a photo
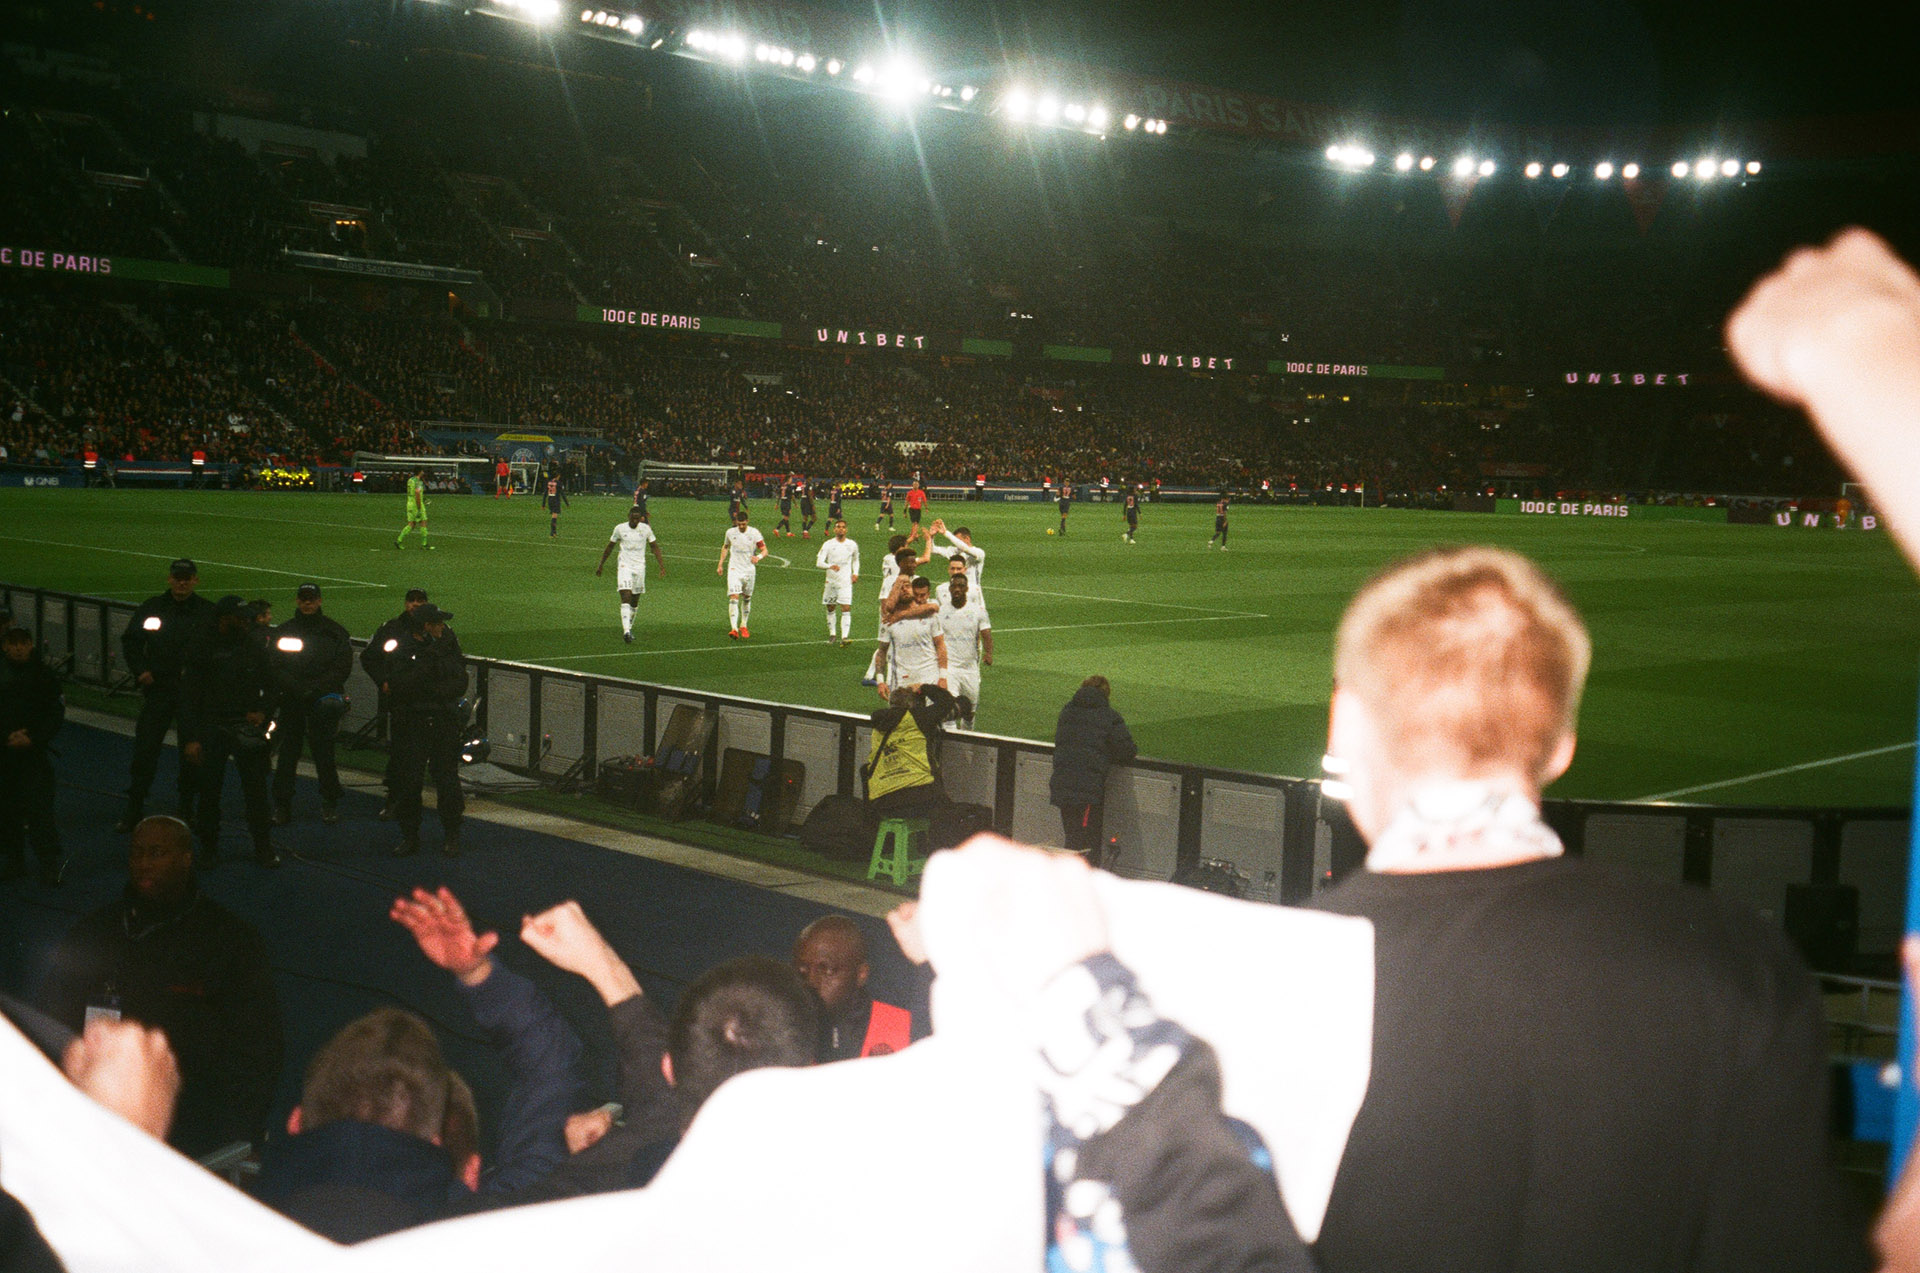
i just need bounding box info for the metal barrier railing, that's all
[5,581,1910,946]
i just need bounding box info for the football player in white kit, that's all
[815,519,861,646]
[936,574,990,729]
[595,507,665,644]
[716,507,768,638]
[861,531,921,683]
[925,518,984,599]
[875,575,947,702]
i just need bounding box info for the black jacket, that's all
[359,612,412,688]
[385,628,466,714]
[1049,685,1138,807]
[121,591,214,689]
[272,609,353,704]
[254,1121,458,1245]
[0,653,64,754]
[180,625,276,743]
[39,884,283,1158]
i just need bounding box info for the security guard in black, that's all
[183,596,280,867]
[119,558,214,830]
[386,604,467,857]
[271,583,353,822]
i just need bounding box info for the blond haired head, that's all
[1331,547,1589,832]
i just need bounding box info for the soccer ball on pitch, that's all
[1046,528,1055,535]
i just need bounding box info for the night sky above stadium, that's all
[840,0,1911,128]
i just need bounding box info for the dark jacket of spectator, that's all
[272,609,352,703]
[458,991,679,1212]
[1049,683,1138,808]
[39,882,283,1158]
[121,592,213,689]
[257,959,583,1241]
[0,646,64,753]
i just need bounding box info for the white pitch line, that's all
[551,612,1266,662]
[0,535,389,588]
[1633,740,1917,802]
[986,583,1267,618]
[161,506,799,568]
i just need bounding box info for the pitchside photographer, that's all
[269,584,352,828]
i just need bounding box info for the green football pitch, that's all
[4,489,1918,808]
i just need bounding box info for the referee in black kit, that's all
[385,603,468,858]
[117,558,214,832]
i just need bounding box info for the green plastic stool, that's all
[867,817,930,886]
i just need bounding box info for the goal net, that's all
[351,452,489,494]
[638,459,745,498]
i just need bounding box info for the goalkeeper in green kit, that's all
[396,468,433,549]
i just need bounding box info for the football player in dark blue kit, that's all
[776,477,794,537]
[1123,487,1140,543]
[1057,480,1072,536]
[827,482,845,525]
[799,477,817,538]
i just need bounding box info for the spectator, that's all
[38,815,283,1159]
[254,886,584,1241]
[791,915,913,1061]
[1307,545,1867,1273]
[863,685,951,818]
[0,625,66,885]
[1049,675,1137,866]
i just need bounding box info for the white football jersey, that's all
[611,520,656,564]
[816,537,860,576]
[932,535,985,591]
[879,552,900,600]
[887,616,942,686]
[725,526,765,570]
[935,581,990,627]
[937,601,986,669]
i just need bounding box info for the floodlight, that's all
[753,43,770,62]
[780,48,795,66]
[522,0,560,24]
[1694,158,1715,179]
[1451,155,1475,177]
[1594,161,1613,180]
[1745,160,1761,174]
[622,15,642,33]
[960,85,976,102]
[1478,159,1495,177]
[1064,102,1086,123]
[1621,162,1639,179]
[1155,120,1168,133]
[685,28,706,48]
[1720,158,1738,177]
[1419,155,1435,170]
[1326,143,1342,161]
[795,53,815,72]
[1004,88,1030,121]
[1394,152,1414,171]
[1088,105,1108,130]
[1524,161,1542,178]
[1124,113,1140,130]
[826,58,842,75]
[1550,162,1569,178]
[1671,161,1689,178]
[1036,94,1061,123]
[852,63,874,83]
[580,9,593,20]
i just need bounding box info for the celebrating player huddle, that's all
[574,488,992,728]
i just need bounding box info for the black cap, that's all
[213,595,254,619]
[296,583,322,601]
[404,587,429,603]
[414,604,454,624]
[169,558,198,579]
